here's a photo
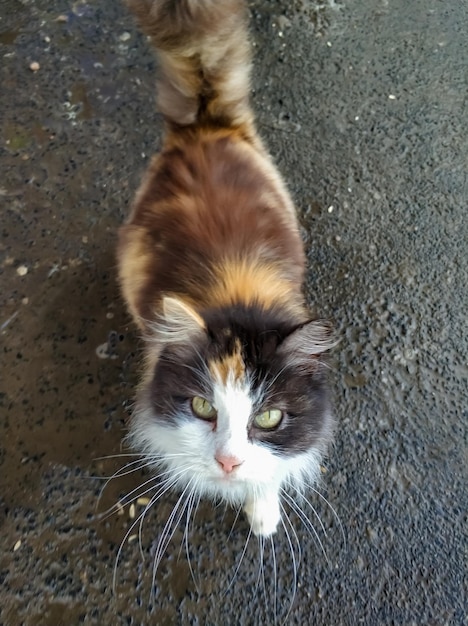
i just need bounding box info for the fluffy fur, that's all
[118,0,335,539]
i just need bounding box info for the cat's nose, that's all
[215,454,244,474]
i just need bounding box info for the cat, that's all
[118,0,335,540]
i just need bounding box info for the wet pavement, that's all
[1,0,466,624]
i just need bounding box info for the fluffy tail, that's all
[127,0,253,129]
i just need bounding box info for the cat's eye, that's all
[191,396,217,420]
[254,409,283,429]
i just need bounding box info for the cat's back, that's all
[130,127,299,241]
[118,128,306,323]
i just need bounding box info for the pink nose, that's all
[215,454,244,474]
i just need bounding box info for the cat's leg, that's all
[243,490,280,537]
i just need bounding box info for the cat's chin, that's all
[190,473,253,505]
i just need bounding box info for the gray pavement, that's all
[0,0,466,624]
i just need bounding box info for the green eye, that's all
[254,409,283,429]
[191,396,217,420]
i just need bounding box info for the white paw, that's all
[244,495,280,537]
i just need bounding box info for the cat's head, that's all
[130,297,335,504]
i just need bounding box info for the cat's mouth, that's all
[211,468,243,485]
[214,472,237,482]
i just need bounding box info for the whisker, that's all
[226,504,243,542]
[94,453,155,461]
[104,458,196,514]
[135,467,197,560]
[254,534,265,595]
[95,458,153,512]
[260,535,268,619]
[94,458,152,483]
[98,472,164,521]
[96,451,191,463]
[307,484,347,550]
[134,473,187,561]
[279,501,300,625]
[138,497,151,562]
[100,463,193,522]
[93,453,191,512]
[150,476,197,601]
[153,488,194,584]
[113,503,149,594]
[182,481,201,593]
[270,533,278,626]
[111,473,186,595]
[225,510,253,594]
[281,489,329,564]
[286,482,328,536]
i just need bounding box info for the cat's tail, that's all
[127,0,253,129]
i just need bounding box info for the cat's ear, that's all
[278,320,336,367]
[156,296,206,344]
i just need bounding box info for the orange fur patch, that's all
[118,225,154,328]
[210,338,245,384]
[208,258,303,315]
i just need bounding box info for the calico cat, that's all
[118,0,335,538]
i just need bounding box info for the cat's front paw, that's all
[244,495,280,537]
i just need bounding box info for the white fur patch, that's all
[129,371,324,537]
[211,375,252,464]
